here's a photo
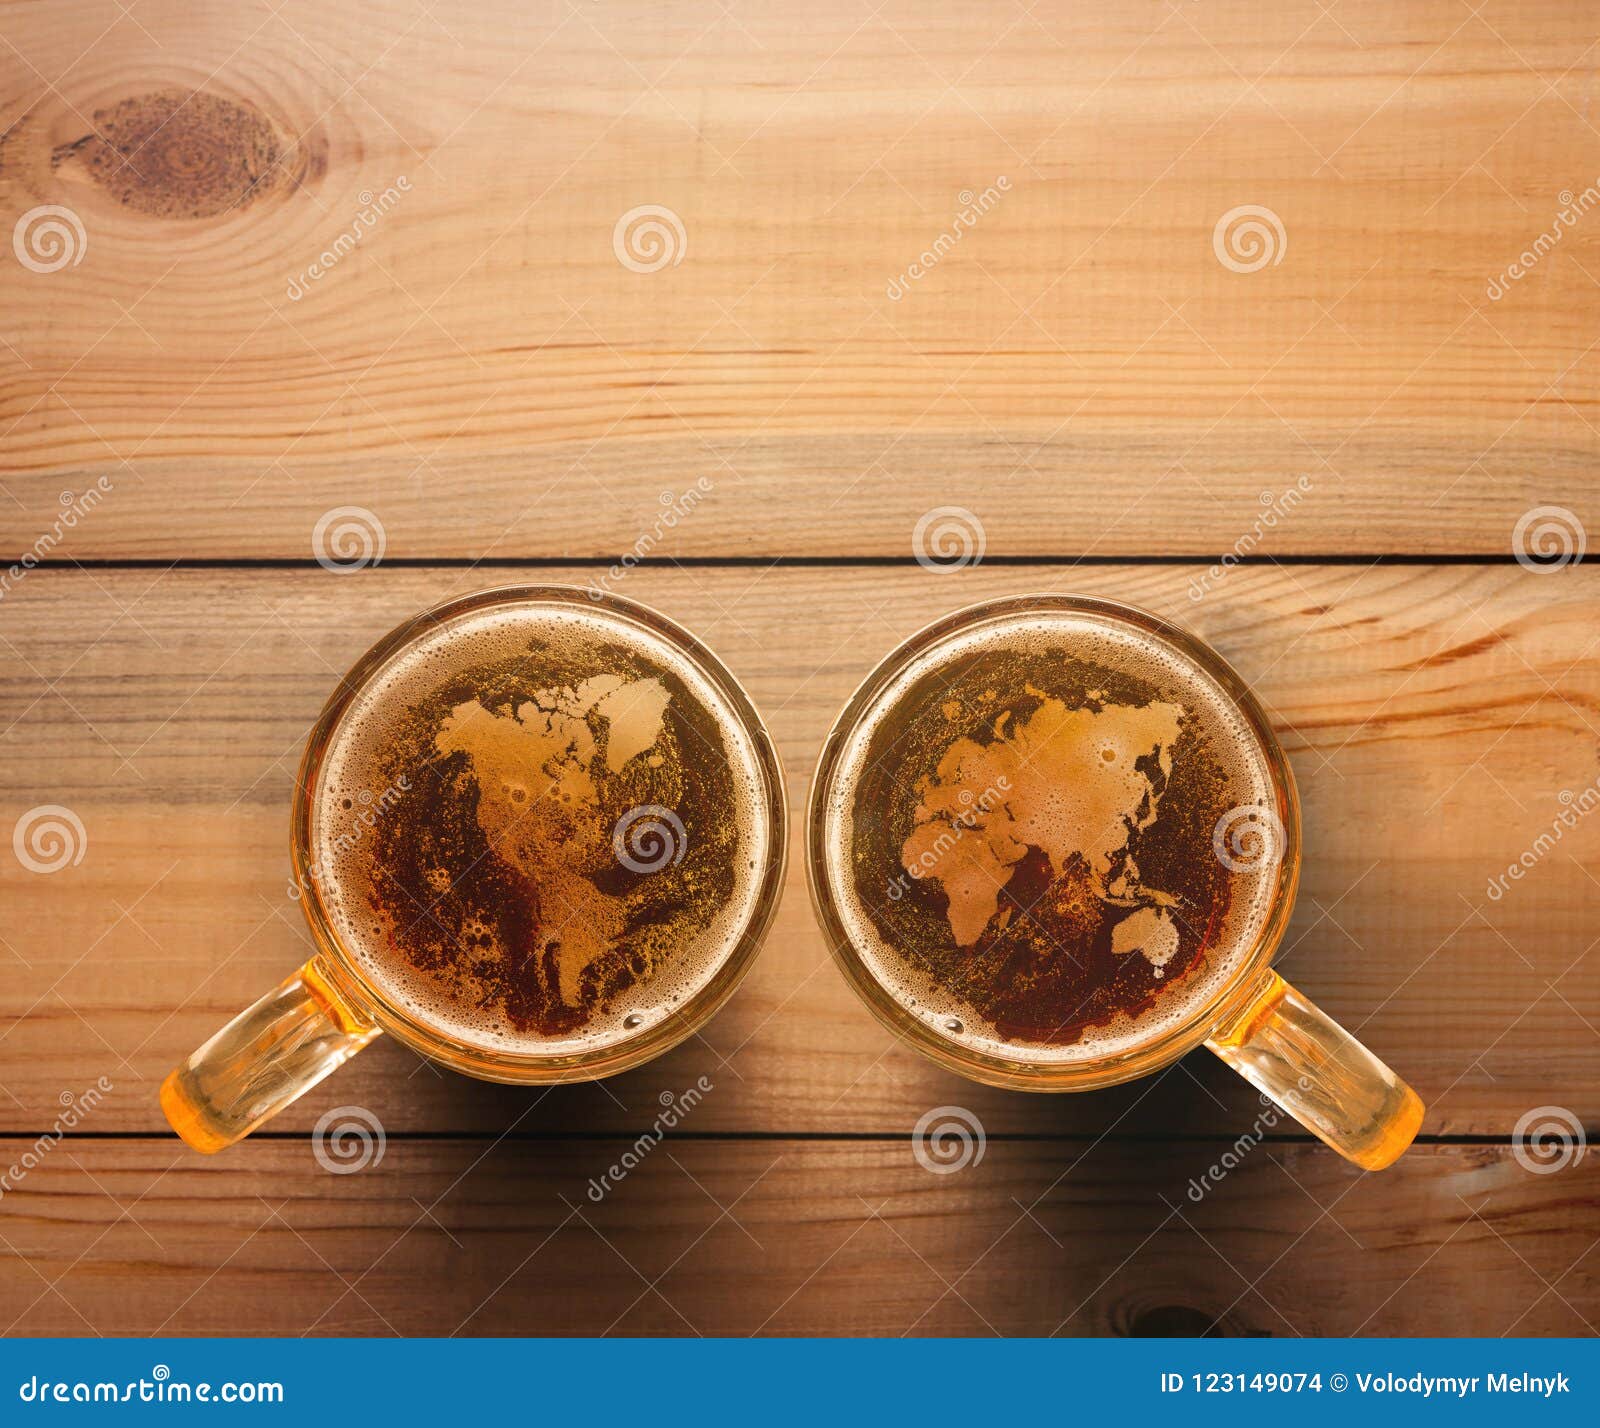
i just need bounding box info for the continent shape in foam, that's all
[900,692,1184,961]
[432,675,669,1004]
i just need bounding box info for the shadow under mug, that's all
[806,593,1424,1171]
[162,586,789,1153]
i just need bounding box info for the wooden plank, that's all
[3,2,1596,554]
[0,563,1595,1137]
[0,1140,1594,1336]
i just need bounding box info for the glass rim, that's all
[290,583,789,1084]
[805,591,1302,1092]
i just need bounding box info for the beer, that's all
[305,592,778,1058]
[811,597,1288,1066]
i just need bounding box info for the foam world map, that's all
[901,690,1187,977]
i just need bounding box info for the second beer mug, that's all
[164,586,788,1151]
[806,593,1423,1169]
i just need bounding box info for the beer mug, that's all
[806,594,1422,1170]
[163,587,787,1151]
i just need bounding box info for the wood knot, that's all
[1125,1304,1225,1337]
[50,89,318,219]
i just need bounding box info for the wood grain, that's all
[1,563,1594,1137]
[2,0,1597,1342]
[1,1140,1593,1337]
[2,1,1596,554]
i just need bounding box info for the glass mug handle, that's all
[161,958,381,1153]
[1206,968,1423,1170]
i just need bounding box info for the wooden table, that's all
[1,0,1596,1337]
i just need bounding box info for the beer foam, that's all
[820,606,1283,1065]
[310,596,773,1059]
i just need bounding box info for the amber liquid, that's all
[823,609,1280,1062]
[309,601,770,1057]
